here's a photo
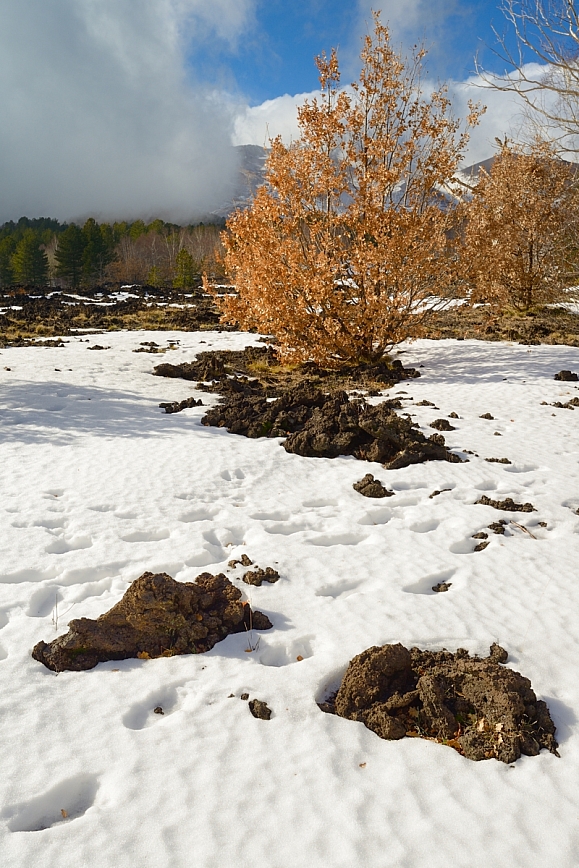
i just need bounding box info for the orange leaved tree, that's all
[207,16,481,365]
[463,141,579,311]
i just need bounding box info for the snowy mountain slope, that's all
[217,146,495,215]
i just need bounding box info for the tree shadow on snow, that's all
[406,342,579,385]
[0,380,204,445]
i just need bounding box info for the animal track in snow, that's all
[307,532,367,547]
[185,532,225,568]
[409,519,440,533]
[220,468,245,482]
[43,488,65,499]
[357,507,392,525]
[301,498,338,508]
[211,526,245,547]
[3,773,99,832]
[250,510,291,521]
[45,534,93,554]
[120,529,170,543]
[504,463,539,474]
[449,538,483,555]
[390,495,422,507]
[201,528,224,548]
[27,587,63,617]
[58,563,126,586]
[0,567,59,584]
[33,516,67,530]
[474,480,498,492]
[122,682,190,730]
[264,521,310,536]
[259,636,314,667]
[392,480,427,491]
[403,569,456,595]
[179,507,217,523]
[315,580,361,598]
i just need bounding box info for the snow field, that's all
[0,331,578,867]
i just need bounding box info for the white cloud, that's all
[232,92,319,148]
[357,0,439,39]
[351,0,461,71]
[0,0,255,224]
[232,63,558,168]
[449,64,562,164]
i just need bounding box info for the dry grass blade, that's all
[509,520,537,539]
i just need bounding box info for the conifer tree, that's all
[173,248,196,288]
[11,231,49,285]
[0,236,16,285]
[55,224,85,288]
[207,16,481,365]
[147,265,163,287]
[82,219,116,283]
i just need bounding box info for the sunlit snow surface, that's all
[1,330,579,867]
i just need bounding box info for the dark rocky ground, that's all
[428,303,579,346]
[202,386,463,468]
[4,286,579,349]
[0,284,228,346]
[153,344,421,396]
[154,346,463,468]
[320,643,559,763]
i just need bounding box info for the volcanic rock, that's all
[353,473,395,498]
[249,699,272,720]
[476,495,536,512]
[242,567,280,586]
[202,387,463,470]
[32,571,273,672]
[430,418,456,431]
[159,396,203,414]
[325,643,558,763]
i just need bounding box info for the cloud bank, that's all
[0,0,255,224]
[233,66,552,168]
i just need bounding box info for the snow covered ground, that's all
[1,329,579,868]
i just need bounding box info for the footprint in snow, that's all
[45,535,93,554]
[122,682,190,730]
[3,774,99,832]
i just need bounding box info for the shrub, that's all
[463,140,579,311]
[207,16,481,366]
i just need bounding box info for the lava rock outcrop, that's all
[353,473,395,498]
[32,571,272,672]
[202,387,463,469]
[321,643,558,763]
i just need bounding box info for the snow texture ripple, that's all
[0,330,578,867]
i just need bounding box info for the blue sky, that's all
[188,0,531,105]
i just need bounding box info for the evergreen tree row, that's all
[55,220,116,287]
[0,216,225,288]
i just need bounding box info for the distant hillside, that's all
[212,145,268,219]
[453,156,496,192]
[218,146,496,216]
